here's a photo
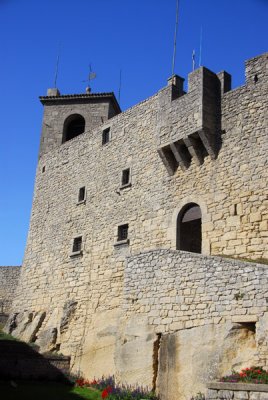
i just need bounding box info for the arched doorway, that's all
[62,114,85,143]
[177,203,202,253]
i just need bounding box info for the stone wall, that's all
[207,382,268,400]
[6,53,268,397]
[0,266,21,314]
[118,250,268,399]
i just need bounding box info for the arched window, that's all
[177,203,202,253]
[62,114,85,143]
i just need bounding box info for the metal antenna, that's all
[54,43,61,88]
[83,63,97,93]
[199,25,203,67]
[171,0,179,76]
[118,69,122,105]
[192,49,196,71]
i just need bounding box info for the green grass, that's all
[0,329,18,341]
[74,386,102,399]
[0,381,102,400]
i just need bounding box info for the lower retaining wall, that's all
[121,250,268,400]
[207,382,268,400]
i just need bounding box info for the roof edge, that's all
[39,92,121,113]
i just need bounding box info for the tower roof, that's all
[39,91,121,113]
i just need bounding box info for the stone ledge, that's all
[208,382,268,393]
[114,239,129,247]
[232,315,258,323]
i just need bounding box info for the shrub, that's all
[221,366,268,384]
[75,375,158,400]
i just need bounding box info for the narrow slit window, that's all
[42,166,46,173]
[72,236,82,253]
[234,204,237,216]
[122,168,130,186]
[78,187,86,203]
[102,128,110,145]
[118,224,129,241]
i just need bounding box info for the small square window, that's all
[78,186,86,203]
[72,236,82,253]
[102,128,110,145]
[121,168,130,186]
[118,224,129,241]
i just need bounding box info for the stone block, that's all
[218,389,234,399]
[36,327,58,352]
[226,216,241,227]
[20,312,46,342]
[250,213,262,223]
[249,392,260,400]
[260,220,268,231]
[207,389,218,399]
[233,391,248,400]
[222,231,237,240]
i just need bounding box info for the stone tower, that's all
[39,88,121,158]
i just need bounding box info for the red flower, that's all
[107,386,113,393]
[102,389,109,398]
[76,379,85,387]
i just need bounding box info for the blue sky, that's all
[0,0,267,266]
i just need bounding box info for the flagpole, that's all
[171,0,179,77]
[54,43,61,88]
[199,26,203,67]
[192,49,196,71]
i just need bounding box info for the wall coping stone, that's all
[207,382,268,393]
[127,249,268,270]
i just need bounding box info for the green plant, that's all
[75,376,158,400]
[190,393,205,400]
[234,291,244,300]
[221,366,268,384]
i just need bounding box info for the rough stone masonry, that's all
[0,266,20,315]
[5,52,268,400]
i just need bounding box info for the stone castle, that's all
[5,52,268,400]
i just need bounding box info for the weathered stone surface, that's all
[19,312,46,342]
[259,393,268,400]
[60,300,78,334]
[5,311,46,343]
[79,309,121,379]
[233,391,248,400]
[36,328,57,352]
[250,393,261,400]
[7,52,268,400]
[115,315,156,388]
[157,322,256,400]
[9,311,34,338]
[218,390,234,400]
[207,389,219,399]
[0,267,20,314]
[4,312,19,334]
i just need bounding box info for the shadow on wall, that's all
[0,339,70,382]
[0,340,86,399]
